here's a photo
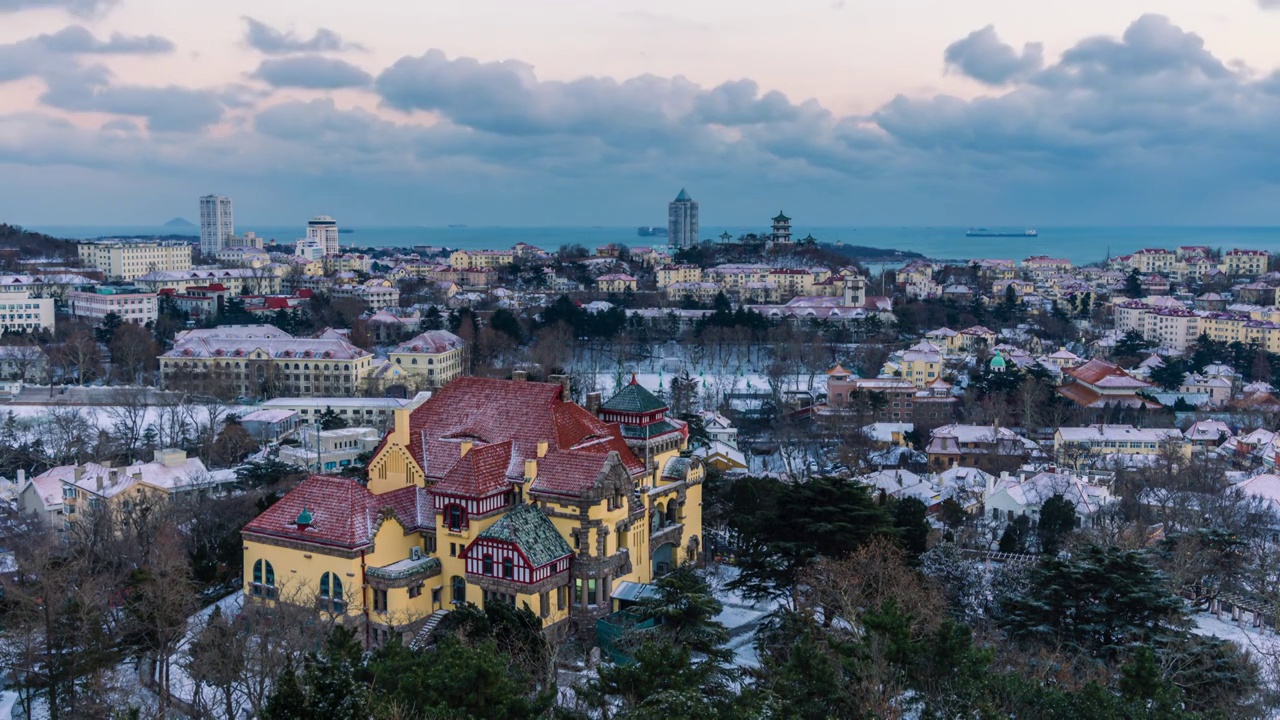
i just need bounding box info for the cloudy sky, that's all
[3,0,1280,226]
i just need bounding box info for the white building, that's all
[253,393,430,431]
[307,215,340,256]
[296,238,326,262]
[67,286,158,325]
[667,188,699,250]
[0,291,55,334]
[985,470,1112,522]
[278,426,382,473]
[78,241,192,281]
[199,195,234,254]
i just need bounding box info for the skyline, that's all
[3,2,1280,225]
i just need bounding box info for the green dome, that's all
[296,508,314,526]
[990,351,1007,369]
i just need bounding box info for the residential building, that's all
[0,344,47,381]
[199,194,234,253]
[1057,359,1161,409]
[1184,420,1232,451]
[77,241,192,281]
[0,291,55,334]
[656,264,703,288]
[668,188,699,249]
[925,424,1038,472]
[449,250,515,270]
[135,268,281,295]
[1053,425,1184,463]
[295,239,325,262]
[1222,249,1269,277]
[20,449,230,530]
[279,426,383,473]
[0,273,95,302]
[389,330,467,389]
[819,376,956,424]
[332,280,400,309]
[307,215,340,256]
[240,376,704,645]
[159,326,375,399]
[984,470,1112,522]
[239,408,303,442]
[67,285,158,325]
[595,274,638,294]
[215,247,272,268]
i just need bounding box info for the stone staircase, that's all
[409,609,451,650]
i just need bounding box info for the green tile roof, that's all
[477,503,573,568]
[620,419,680,439]
[601,381,668,414]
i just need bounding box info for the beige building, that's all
[1222,249,1269,277]
[136,268,281,295]
[78,241,192,281]
[656,264,703,287]
[160,325,374,399]
[449,250,515,270]
[389,330,467,389]
[595,274,638,293]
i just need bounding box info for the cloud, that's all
[7,14,1280,226]
[252,56,371,89]
[242,17,360,55]
[42,79,225,132]
[944,25,1043,85]
[36,25,174,54]
[0,0,116,14]
[1260,0,1280,8]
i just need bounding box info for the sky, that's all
[3,0,1280,227]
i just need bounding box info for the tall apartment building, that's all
[0,291,55,334]
[307,216,340,256]
[67,286,159,325]
[77,241,192,281]
[668,188,699,249]
[199,195,234,254]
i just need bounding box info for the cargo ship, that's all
[966,228,1038,237]
[637,226,669,237]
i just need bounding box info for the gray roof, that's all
[477,503,573,568]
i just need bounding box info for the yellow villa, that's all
[241,375,704,645]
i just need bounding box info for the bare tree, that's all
[37,404,95,465]
[103,387,151,463]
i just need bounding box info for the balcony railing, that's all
[366,555,441,582]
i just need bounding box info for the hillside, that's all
[0,224,80,271]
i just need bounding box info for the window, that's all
[251,559,277,599]
[447,504,466,531]
[373,589,388,613]
[450,542,457,557]
[319,572,345,613]
[482,554,494,576]
[575,577,584,606]
[587,578,598,607]
[502,557,514,579]
[409,584,422,599]
[452,576,467,605]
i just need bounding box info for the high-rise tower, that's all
[199,195,234,253]
[307,215,339,256]
[667,188,699,250]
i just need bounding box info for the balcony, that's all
[650,522,684,548]
[366,555,440,589]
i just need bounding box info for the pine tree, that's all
[1037,494,1077,555]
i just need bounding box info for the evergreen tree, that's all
[1149,356,1188,390]
[94,312,123,345]
[891,496,931,559]
[1036,494,1077,555]
[489,309,523,344]
[997,514,1031,553]
[1125,268,1144,298]
[317,407,347,430]
[630,565,729,658]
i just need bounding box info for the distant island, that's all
[163,217,196,228]
[825,244,926,262]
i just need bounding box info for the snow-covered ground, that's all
[704,564,781,670]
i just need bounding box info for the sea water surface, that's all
[29,225,1280,267]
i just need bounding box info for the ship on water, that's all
[966,228,1038,238]
[637,226,669,237]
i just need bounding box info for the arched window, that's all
[319,572,345,613]
[251,559,276,598]
[666,502,678,526]
[452,575,466,605]
[482,554,494,575]
[502,557,514,579]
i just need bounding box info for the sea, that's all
[28,225,1280,268]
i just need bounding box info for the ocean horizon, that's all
[27,224,1280,267]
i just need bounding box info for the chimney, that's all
[549,374,570,400]
[586,392,602,415]
[537,440,548,458]
[74,465,84,483]
[512,370,527,382]
[524,459,537,480]
[460,440,473,457]
[96,470,105,493]
[16,469,25,488]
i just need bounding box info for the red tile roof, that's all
[531,450,619,497]
[243,475,380,549]
[432,441,514,499]
[243,474,436,548]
